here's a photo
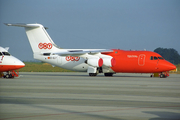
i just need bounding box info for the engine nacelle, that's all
[86,58,103,67]
[102,57,116,67]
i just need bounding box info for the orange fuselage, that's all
[104,49,176,73]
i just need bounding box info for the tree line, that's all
[154,47,180,65]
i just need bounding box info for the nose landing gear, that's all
[150,71,169,78]
[160,72,169,78]
[160,71,169,78]
[2,70,19,78]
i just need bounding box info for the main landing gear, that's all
[89,73,97,76]
[89,73,114,77]
[104,73,113,77]
[88,67,114,77]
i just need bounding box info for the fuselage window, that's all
[2,52,11,56]
[150,56,153,60]
[0,52,2,56]
[154,56,158,60]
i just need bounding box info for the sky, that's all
[0,0,180,61]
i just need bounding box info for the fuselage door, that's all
[57,56,62,65]
[138,54,146,66]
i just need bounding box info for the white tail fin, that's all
[5,23,60,53]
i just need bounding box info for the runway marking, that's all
[1,105,180,120]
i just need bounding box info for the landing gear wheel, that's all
[160,74,166,78]
[104,73,113,77]
[89,73,97,76]
[5,74,9,78]
[5,74,13,78]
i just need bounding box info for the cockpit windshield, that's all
[0,52,11,56]
[150,56,164,60]
[158,57,164,60]
[154,56,158,60]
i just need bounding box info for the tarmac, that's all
[0,72,180,120]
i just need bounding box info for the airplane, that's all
[0,46,25,78]
[5,23,176,78]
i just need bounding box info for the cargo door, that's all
[57,56,62,65]
[138,54,146,66]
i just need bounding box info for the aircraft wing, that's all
[53,49,113,56]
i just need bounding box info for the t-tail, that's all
[4,23,60,54]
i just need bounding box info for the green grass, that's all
[19,62,73,72]
[175,64,180,74]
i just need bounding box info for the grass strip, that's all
[19,62,73,72]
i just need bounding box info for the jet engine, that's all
[102,57,116,67]
[85,58,103,67]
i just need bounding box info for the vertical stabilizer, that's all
[5,23,60,53]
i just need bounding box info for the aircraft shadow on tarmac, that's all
[21,73,88,77]
[143,111,180,120]
[1,99,123,120]
[21,72,151,78]
[28,104,123,120]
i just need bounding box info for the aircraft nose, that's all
[16,60,25,69]
[158,60,176,71]
[18,61,25,69]
[13,57,25,69]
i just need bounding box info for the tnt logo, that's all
[65,56,80,61]
[38,43,52,49]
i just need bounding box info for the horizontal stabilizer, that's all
[4,23,41,28]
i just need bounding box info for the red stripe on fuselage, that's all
[0,65,25,72]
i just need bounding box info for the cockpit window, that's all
[2,52,11,56]
[150,56,153,60]
[150,56,164,60]
[154,56,158,60]
[0,52,2,56]
[158,57,164,60]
